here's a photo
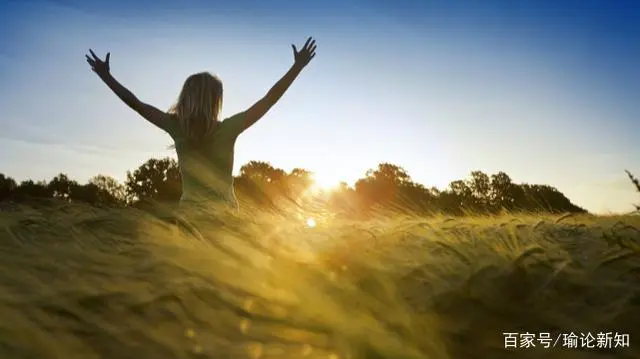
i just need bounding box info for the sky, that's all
[0,0,639,214]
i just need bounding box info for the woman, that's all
[86,37,317,216]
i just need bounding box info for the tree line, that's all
[0,157,588,216]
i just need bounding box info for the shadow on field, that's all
[1,199,640,359]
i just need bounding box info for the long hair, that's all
[168,72,223,147]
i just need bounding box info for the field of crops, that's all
[1,199,639,359]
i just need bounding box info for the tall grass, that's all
[1,199,639,358]
[626,170,640,212]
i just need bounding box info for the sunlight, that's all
[306,217,317,228]
[311,173,341,192]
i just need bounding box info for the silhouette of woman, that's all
[86,37,317,219]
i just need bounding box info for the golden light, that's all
[306,217,317,228]
[311,172,341,192]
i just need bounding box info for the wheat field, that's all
[1,199,639,359]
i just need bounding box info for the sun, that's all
[311,173,341,192]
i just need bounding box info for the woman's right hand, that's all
[86,49,111,78]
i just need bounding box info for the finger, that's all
[291,44,297,54]
[307,39,316,52]
[85,56,95,66]
[105,52,110,63]
[308,44,317,54]
[309,53,316,61]
[89,49,99,61]
[303,37,312,50]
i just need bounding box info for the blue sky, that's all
[0,0,639,213]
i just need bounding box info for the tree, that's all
[0,174,17,201]
[125,158,181,203]
[68,183,102,204]
[448,180,473,210]
[328,181,359,214]
[287,168,314,192]
[88,175,127,206]
[489,171,522,211]
[396,181,438,214]
[48,173,78,201]
[238,161,287,184]
[365,163,412,185]
[466,171,491,211]
[518,184,586,213]
[355,163,413,208]
[281,167,315,206]
[235,161,288,207]
[14,180,52,198]
[353,163,443,214]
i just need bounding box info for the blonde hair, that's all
[168,72,223,145]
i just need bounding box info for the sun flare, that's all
[306,217,317,228]
[311,173,341,192]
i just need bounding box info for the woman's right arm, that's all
[99,72,168,126]
[86,50,169,129]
